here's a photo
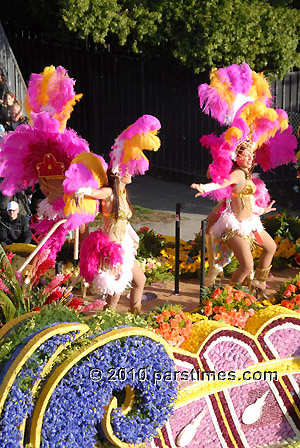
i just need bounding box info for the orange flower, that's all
[160,322,170,331]
[162,310,171,319]
[219,306,226,313]
[294,294,300,305]
[213,305,220,313]
[213,313,222,321]
[234,291,244,302]
[244,298,252,306]
[170,319,179,329]
[225,284,233,293]
[281,299,294,309]
[225,296,233,304]
[211,288,221,299]
[287,284,297,293]
[205,300,213,307]
[204,306,213,316]
[156,315,164,323]
[284,290,292,298]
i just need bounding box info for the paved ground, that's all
[128,174,214,241]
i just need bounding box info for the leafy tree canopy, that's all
[1,0,300,79]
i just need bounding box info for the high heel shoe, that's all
[250,266,271,300]
[205,234,224,286]
[205,264,224,286]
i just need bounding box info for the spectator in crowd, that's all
[4,103,27,132]
[0,72,9,104]
[0,189,32,218]
[0,201,32,247]
[0,91,19,125]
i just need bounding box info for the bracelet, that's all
[75,187,93,197]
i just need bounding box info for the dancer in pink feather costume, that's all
[192,141,276,297]
[75,114,161,313]
[193,63,297,296]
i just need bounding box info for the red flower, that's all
[68,297,84,309]
[139,226,150,233]
[6,251,15,264]
[32,307,41,311]
[44,290,62,304]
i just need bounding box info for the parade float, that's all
[1,62,300,448]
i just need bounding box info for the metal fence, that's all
[0,22,27,105]
[4,29,300,210]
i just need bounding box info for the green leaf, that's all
[0,290,17,322]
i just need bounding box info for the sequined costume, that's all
[210,176,264,267]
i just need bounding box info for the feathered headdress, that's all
[109,114,161,176]
[0,66,89,196]
[198,62,297,192]
[25,65,82,132]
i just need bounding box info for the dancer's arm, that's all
[190,170,244,198]
[74,186,112,205]
[253,200,276,216]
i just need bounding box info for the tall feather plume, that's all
[25,65,82,132]
[197,62,297,193]
[109,115,161,176]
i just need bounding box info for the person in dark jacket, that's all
[4,104,27,132]
[0,201,32,247]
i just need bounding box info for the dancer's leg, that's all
[129,259,146,312]
[79,224,89,245]
[257,230,276,269]
[227,235,253,284]
[252,230,276,297]
[105,294,121,309]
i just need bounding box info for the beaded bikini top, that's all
[232,178,256,210]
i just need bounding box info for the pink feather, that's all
[80,230,123,283]
[252,175,270,208]
[119,115,161,140]
[63,163,100,194]
[26,66,78,116]
[0,112,90,195]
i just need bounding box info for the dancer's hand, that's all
[190,183,205,197]
[73,192,84,206]
[264,200,276,214]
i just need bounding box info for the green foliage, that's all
[137,227,165,258]
[87,307,149,334]
[0,246,27,319]
[3,0,299,79]
[60,0,162,50]
[0,291,17,322]
[262,211,300,241]
[0,304,82,368]
[223,257,240,277]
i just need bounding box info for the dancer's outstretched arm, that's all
[190,170,244,198]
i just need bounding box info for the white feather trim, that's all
[110,138,124,174]
[224,93,254,125]
[213,199,263,237]
[38,198,65,220]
